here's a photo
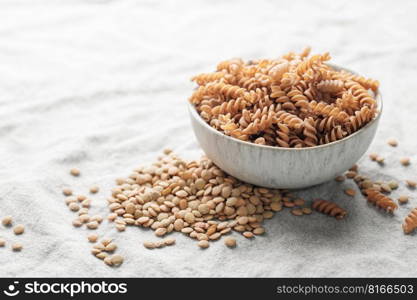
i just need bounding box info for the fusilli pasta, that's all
[364,188,398,213]
[190,48,379,148]
[403,208,417,234]
[312,199,347,220]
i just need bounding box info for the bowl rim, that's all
[188,64,382,152]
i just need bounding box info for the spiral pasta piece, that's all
[270,85,290,103]
[364,189,398,213]
[347,74,379,91]
[191,72,226,85]
[275,123,290,147]
[276,111,303,129]
[319,126,346,145]
[303,85,319,101]
[289,135,304,148]
[303,117,318,147]
[317,66,335,81]
[345,81,377,108]
[315,116,335,133]
[299,46,311,58]
[268,62,289,83]
[280,72,300,91]
[345,106,374,134]
[296,53,331,76]
[211,98,248,116]
[317,80,344,94]
[281,101,297,111]
[309,101,349,122]
[403,208,417,234]
[287,89,310,111]
[242,110,275,135]
[237,76,260,90]
[205,82,247,100]
[336,92,360,114]
[312,199,347,220]
[216,58,244,74]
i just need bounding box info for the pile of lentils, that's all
[106,149,312,249]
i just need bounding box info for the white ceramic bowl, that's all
[188,65,382,189]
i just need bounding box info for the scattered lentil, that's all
[91,248,101,255]
[155,228,167,237]
[81,199,91,208]
[144,241,156,249]
[349,165,358,172]
[72,219,83,227]
[243,231,254,238]
[2,216,12,226]
[87,221,99,230]
[345,171,357,179]
[398,195,409,204]
[224,237,237,248]
[12,243,23,251]
[164,238,176,246]
[291,208,303,216]
[107,213,117,222]
[381,184,392,193]
[88,234,99,243]
[400,157,410,166]
[13,224,25,235]
[271,202,282,212]
[79,214,90,223]
[116,224,126,232]
[93,244,105,251]
[253,227,265,235]
[104,256,113,266]
[77,195,87,201]
[63,188,73,196]
[154,241,165,248]
[101,238,112,247]
[335,176,345,182]
[78,208,89,215]
[65,197,76,205]
[302,207,312,215]
[387,139,398,147]
[198,240,209,249]
[96,252,108,260]
[90,186,99,194]
[283,201,295,208]
[69,202,80,212]
[406,180,417,188]
[184,212,195,224]
[163,148,172,155]
[344,189,356,197]
[70,168,80,176]
[376,156,385,164]
[105,243,117,252]
[294,198,305,206]
[91,215,103,223]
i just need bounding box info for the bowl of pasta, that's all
[188,49,382,189]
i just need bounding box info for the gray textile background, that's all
[1,0,417,277]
